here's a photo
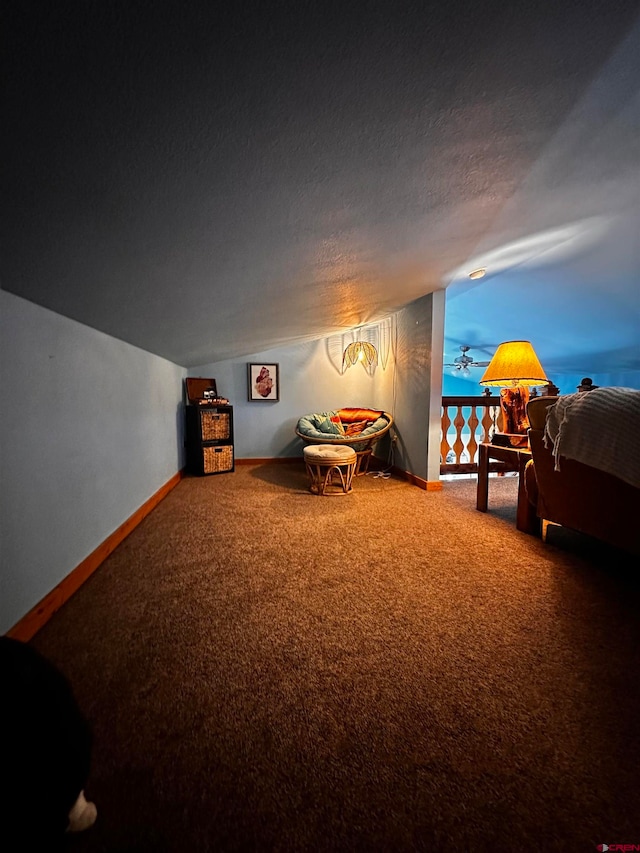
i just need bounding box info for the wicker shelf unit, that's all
[185,404,235,476]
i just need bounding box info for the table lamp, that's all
[479,340,549,446]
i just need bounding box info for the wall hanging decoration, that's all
[247,363,280,401]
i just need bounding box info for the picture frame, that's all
[247,363,280,402]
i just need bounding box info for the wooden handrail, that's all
[441,395,503,475]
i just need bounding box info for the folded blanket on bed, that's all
[543,387,640,489]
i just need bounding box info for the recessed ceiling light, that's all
[468,268,486,280]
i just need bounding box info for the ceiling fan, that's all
[444,346,491,376]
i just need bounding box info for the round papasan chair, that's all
[295,408,393,475]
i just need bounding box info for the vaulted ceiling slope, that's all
[3,1,639,368]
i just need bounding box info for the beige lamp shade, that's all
[479,340,549,387]
[343,341,378,370]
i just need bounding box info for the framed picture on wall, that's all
[247,363,280,402]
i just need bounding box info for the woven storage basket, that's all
[200,411,230,441]
[203,445,234,474]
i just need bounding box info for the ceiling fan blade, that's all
[443,360,490,368]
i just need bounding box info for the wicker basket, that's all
[200,411,230,441]
[203,445,234,474]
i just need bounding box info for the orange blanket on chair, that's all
[336,408,383,423]
[336,408,383,437]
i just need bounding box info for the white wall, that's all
[190,322,398,459]
[390,293,444,482]
[0,291,186,634]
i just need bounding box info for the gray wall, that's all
[0,291,186,634]
[190,297,443,482]
[189,322,398,460]
[390,293,444,483]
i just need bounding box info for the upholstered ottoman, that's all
[303,444,357,496]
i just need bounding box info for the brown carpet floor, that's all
[31,463,639,852]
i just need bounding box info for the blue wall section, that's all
[0,291,186,634]
[442,369,640,397]
[442,372,482,396]
[545,372,640,395]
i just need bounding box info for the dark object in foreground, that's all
[0,636,95,847]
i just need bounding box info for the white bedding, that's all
[543,387,640,489]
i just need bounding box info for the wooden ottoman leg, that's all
[305,461,321,494]
[303,446,357,495]
[355,449,372,476]
[333,460,356,494]
[342,459,356,493]
[321,462,353,495]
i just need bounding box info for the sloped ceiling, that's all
[3,1,639,369]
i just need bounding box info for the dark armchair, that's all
[524,395,640,555]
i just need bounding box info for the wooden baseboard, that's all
[7,470,184,643]
[390,466,443,491]
[235,457,302,465]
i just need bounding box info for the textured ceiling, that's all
[3,1,639,369]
